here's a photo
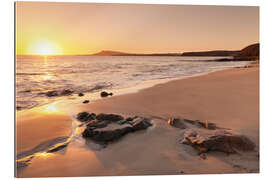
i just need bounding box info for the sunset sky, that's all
[16,2,259,55]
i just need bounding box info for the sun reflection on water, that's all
[41,72,54,80]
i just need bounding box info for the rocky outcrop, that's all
[236,43,259,58]
[77,112,96,122]
[96,113,124,122]
[182,129,255,154]
[79,113,152,143]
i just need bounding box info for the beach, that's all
[16,66,259,177]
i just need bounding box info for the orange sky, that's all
[16,2,259,55]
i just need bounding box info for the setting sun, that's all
[36,43,53,55]
[27,39,63,55]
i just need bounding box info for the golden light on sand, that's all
[44,102,60,113]
[27,39,63,55]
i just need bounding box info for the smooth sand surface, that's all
[16,105,73,155]
[16,67,259,177]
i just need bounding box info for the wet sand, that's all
[16,66,259,177]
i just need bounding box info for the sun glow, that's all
[27,39,63,55]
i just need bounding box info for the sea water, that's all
[16,55,250,110]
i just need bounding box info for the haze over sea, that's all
[16,55,250,110]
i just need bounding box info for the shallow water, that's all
[16,55,250,110]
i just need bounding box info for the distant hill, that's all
[92,50,129,56]
[181,50,239,57]
[92,50,181,56]
[235,43,259,58]
[91,43,259,59]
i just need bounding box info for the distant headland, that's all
[90,43,259,60]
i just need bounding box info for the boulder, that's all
[77,112,96,122]
[100,91,113,97]
[129,117,152,130]
[82,114,152,143]
[182,129,255,153]
[168,118,187,129]
[96,113,124,122]
[86,119,110,129]
[82,123,134,142]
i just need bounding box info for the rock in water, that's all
[182,129,255,153]
[83,100,90,104]
[100,91,113,97]
[168,118,187,129]
[45,90,58,97]
[61,89,73,96]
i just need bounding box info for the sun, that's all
[28,39,63,55]
[37,43,53,55]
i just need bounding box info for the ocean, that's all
[16,55,250,110]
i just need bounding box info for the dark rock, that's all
[77,112,96,122]
[129,117,152,130]
[182,129,255,153]
[45,90,58,97]
[96,113,124,122]
[78,92,84,96]
[100,91,113,97]
[77,112,89,121]
[60,89,73,96]
[16,106,22,110]
[83,100,90,104]
[88,113,96,120]
[82,123,134,142]
[168,118,187,129]
[86,119,110,129]
[126,116,138,122]
[82,115,152,143]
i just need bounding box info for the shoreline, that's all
[16,62,252,112]
[16,65,259,177]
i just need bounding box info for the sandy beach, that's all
[16,66,259,177]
